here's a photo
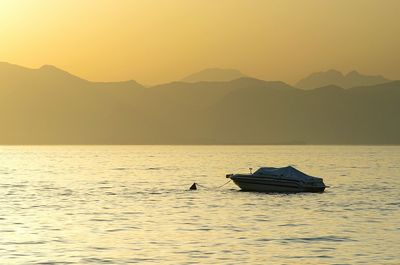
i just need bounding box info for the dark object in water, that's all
[189,183,197,190]
[226,166,326,193]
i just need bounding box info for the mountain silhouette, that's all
[296,69,390,89]
[0,62,399,144]
[181,68,246,82]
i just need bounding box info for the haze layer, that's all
[1,0,399,84]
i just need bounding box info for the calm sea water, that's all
[0,145,399,264]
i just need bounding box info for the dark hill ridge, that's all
[0,62,399,144]
[0,62,144,89]
[296,69,390,89]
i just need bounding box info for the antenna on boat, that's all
[249,168,253,174]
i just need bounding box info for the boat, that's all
[226,166,326,193]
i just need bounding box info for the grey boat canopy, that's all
[253,166,319,181]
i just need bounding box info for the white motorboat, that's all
[226,166,326,193]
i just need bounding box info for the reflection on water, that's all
[0,146,399,264]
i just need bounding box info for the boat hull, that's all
[230,175,326,193]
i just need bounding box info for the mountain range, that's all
[0,62,399,144]
[296,69,390,89]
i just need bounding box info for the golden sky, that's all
[0,0,399,85]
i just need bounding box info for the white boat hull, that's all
[229,174,326,193]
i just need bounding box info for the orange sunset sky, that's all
[1,0,399,85]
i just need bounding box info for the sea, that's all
[0,145,399,265]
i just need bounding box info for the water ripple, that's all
[0,145,399,265]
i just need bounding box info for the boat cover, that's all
[253,166,317,181]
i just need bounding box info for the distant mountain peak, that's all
[0,61,146,89]
[181,68,247,83]
[39,64,72,74]
[35,64,89,83]
[0,61,32,71]
[40,64,58,69]
[326,69,343,75]
[346,70,358,75]
[296,69,390,89]
[345,70,363,77]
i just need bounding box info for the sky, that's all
[0,0,399,85]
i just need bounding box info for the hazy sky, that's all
[1,0,399,85]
